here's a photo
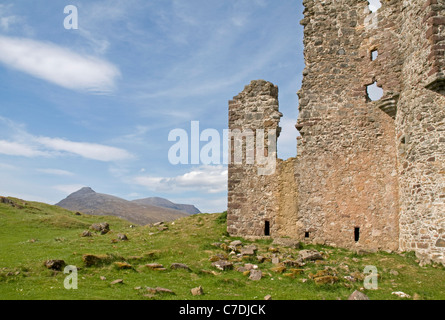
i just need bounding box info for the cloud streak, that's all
[0,140,48,157]
[0,117,133,162]
[0,35,120,93]
[35,137,133,162]
[133,165,228,194]
[37,168,75,176]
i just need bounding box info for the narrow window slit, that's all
[354,227,360,242]
[265,220,270,236]
[371,49,378,61]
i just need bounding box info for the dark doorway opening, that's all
[265,221,270,236]
[354,227,360,242]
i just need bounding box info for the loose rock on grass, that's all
[191,286,204,296]
[170,263,191,271]
[348,290,370,300]
[90,222,110,235]
[212,260,233,271]
[44,260,66,271]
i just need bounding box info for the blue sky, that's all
[0,0,306,213]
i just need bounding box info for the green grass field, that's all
[0,197,444,300]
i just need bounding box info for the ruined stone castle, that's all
[227,0,445,265]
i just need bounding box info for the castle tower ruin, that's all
[227,0,445,265]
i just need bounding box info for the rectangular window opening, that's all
[371,49,378,61]
[264,220,270,236]
[305,232,310,238]
[354,227,360,242]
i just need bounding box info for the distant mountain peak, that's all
[55,188,190,225]
[57,187,96,200]
[72,187,96,195]
[131,197,201,215]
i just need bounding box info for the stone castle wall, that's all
[396,0,445,264]
[227,80,282,238]
[295,0,400,251]
[227,0,445,265]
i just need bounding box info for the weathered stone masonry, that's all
[396,0,445,264]
[227,0,445,265]
[227,81,284,238]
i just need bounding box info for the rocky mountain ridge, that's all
[56,187,200,225]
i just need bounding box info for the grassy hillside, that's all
[0,197,444,300]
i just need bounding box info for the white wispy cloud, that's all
[35,137,134,162]
[76,0,138,54]
[133,8,291,103]
[37,168,75,176]
[0,4,19,31]
[0,117,133,162]
[0,140,48,157]
[133,165,228,194]
[0,15,18,31]
[0,35,121,93]
[172,0,199,26]
[113,125,151,145]
[77,29,111,55]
